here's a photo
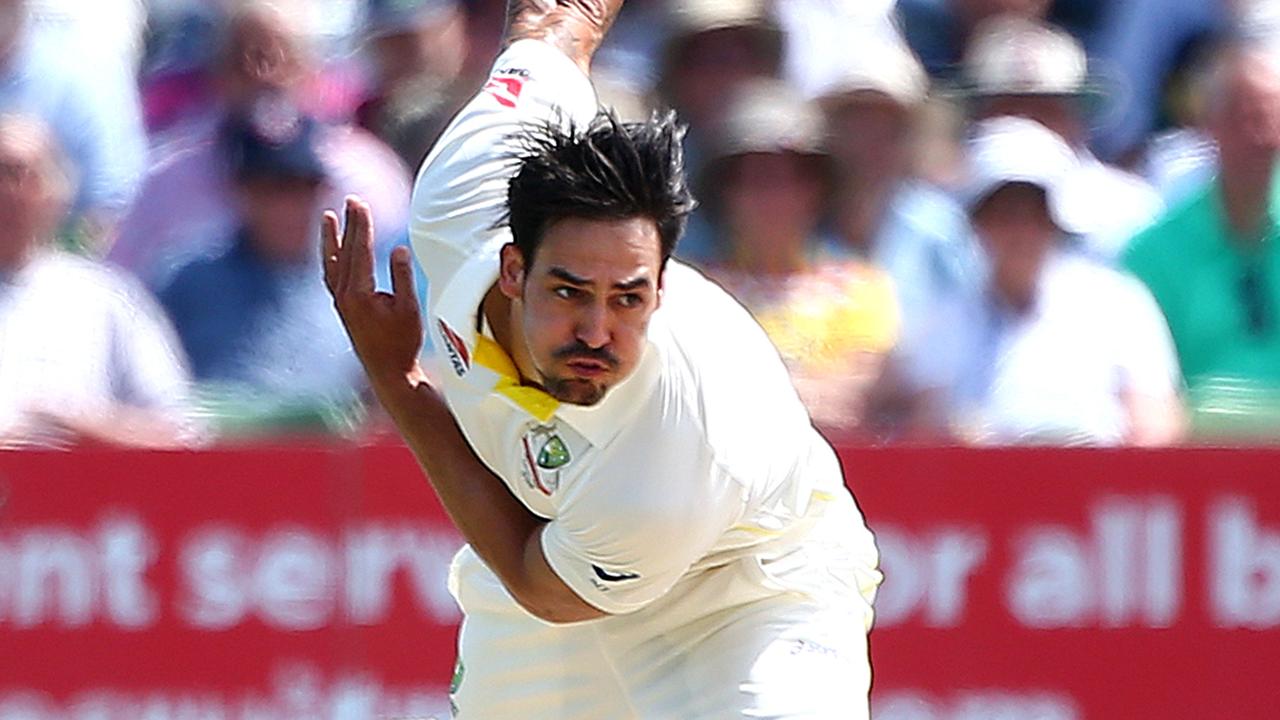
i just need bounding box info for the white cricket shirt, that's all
[0,252,195,442]
[411,40,880,621]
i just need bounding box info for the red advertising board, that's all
[847,447,1280,720]
[2,443,1280,719]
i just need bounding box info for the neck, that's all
[991,258,1046,316]
[1219,156,1277,246]
[994,280,1036,314]
[482,284,534,380]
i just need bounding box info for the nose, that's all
[575,301,611,349]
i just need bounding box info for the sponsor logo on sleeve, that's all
[437,319,471,377]
[483,68,529,109]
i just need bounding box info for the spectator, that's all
[137,0,226,134]
[659,0,783,164]
[701,81,899,431]
[356,0,470,169]
[157,101,368,434]
[0,115,196,449]
[110,0,411,293]
[894,117,1184,445]
[773,0,901,98]
[814,38,975,348]
[1124,40,1280,413]
[0,0,148,252]
[961,16,1165,261]
[897,0,1052,80]
[660,0,785,261]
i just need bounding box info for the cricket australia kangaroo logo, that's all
[520,424,571,496]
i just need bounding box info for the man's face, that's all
[372,10,467,89]
[971,182,1057,303]
[238,176,325,264]
[828,92,913,186]
[722,152,826,242]
[1211,52,1280,173]
[0,125,60,270]
[672,27,776,131]
[219,10,307,108]
[499,217,664,406]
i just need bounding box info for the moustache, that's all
[552,342,619,369]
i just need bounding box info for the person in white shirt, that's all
[901,116,1186,446]
[0,114,196,448]
[321,1,880,717]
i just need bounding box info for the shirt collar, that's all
[431,248,660,449]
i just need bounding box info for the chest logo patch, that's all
[536,435,571,470]
[521,424,572,496]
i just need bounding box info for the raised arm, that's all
[411,1,616,314]
[326,0,625,625]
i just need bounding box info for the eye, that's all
[553,286,582,300]
[615,293,644,309]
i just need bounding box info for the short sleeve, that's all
[539,415,745,615]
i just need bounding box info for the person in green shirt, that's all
[1124,39,1280,406]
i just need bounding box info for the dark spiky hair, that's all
[504,109,697,268]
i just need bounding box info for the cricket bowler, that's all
[322,1,882,716]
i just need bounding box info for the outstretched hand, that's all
[322,197,425,387]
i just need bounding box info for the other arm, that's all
[326,199,605,624]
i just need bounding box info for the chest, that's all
[452,395,596,519]
[1168,252,1280,378]
[959,298,1121,404]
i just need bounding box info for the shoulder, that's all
[1125,181,1217,265]
[30,252,133,293]
[1049,254,1163,318]
[891,181,968,234]
[157,242,242,301]
[648,262,813,463]
[651,262,790,387]
[30,252,169,320]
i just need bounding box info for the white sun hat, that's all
[963,115,1084,233]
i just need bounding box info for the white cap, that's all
[814,37,930,108]
[963,16,1091,98]
[964,116,1081,231]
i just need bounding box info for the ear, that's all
[498,243,527,301]
[655,266,666,310]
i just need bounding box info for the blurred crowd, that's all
[2,0,1280,448]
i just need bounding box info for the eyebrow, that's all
[548,266,652,292]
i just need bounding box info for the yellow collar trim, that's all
[473,334,560,423]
